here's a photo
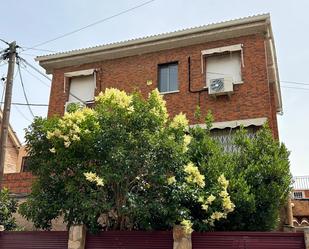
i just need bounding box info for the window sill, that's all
[159,90,180,95]
[203,81,244,89]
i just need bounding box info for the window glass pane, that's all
[169,63,178,92]
[159,65,169,93]
[206,52,241,86]
[158,63,178,93]
[69,75,95,103]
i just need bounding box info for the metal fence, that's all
[0,231,68,249]
[0,231,305,249]
[86,231,173,249]
[192,231,305,249]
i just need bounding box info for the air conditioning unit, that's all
[64,101,85,112]
[208,77,234,96]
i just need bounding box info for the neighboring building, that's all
[291,176,309,227]
[0,109,22,173]
[36,14,282,141]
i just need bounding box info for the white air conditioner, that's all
[64,101,85,112]
[208,77,234,96]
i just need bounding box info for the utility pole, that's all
[0,41,16,186]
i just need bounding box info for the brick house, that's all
[4,13,283,194]
[36,13,282,142]
[2,14,285,229]
[291,176,309,227]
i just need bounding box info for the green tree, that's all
[0,188,18,231]
[188,116,291,231]
[19,88,234,233]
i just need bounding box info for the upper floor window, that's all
[206,52,242,86]
[158,62,178,93]
[64,69,96,111]
[202,44,244,87]
[293,191,304,199]
[69,75,95,103]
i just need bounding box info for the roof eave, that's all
[36,14,271,74]
[266,22,283,114]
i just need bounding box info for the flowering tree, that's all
[0,188,18,231]
[19,88,234,233]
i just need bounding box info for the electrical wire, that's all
[13,104,32,122]
[19,47,58,53]
[281,80,309,86]
[23,0,156,51]
[18,52,40,57]
[19,55,88,104]
[0,39,9,45]
[18,56,51,81]
[20,65,50,88]
[281,86,309,91]
[17,59,35,117]
[0,102,48,106]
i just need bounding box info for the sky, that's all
[0,0,308,175]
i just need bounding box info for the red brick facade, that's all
[48,34,279,138]
[2,172,34,194]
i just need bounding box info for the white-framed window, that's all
[64,69,96,106]
[158,62,178,93]
[201,44,244,87]
[293,191,304,199]
[206,52,242,86]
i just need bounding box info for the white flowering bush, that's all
[20,88,234,233]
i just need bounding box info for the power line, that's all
[0,39,9,45]
[19,47,58,53]
[281,86,309,91]
[23,0,156,51]
[13,105,32,122]
[0,102,48,107]
[20,65,50,88]
[19,55,88,104]
[18,56,52,81]
[18,52,39,57]
[17,59,35,117]
[281,80,309,86]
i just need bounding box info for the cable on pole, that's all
[0,39,9,45]
[20,65,50,88]
[18,56,52,81]
[16,58,35,117]
[0,102,48,106]
[19,55,88,105]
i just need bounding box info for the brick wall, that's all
[2,172,34,194]
[48,34,279,138]
[292,199,309,216]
